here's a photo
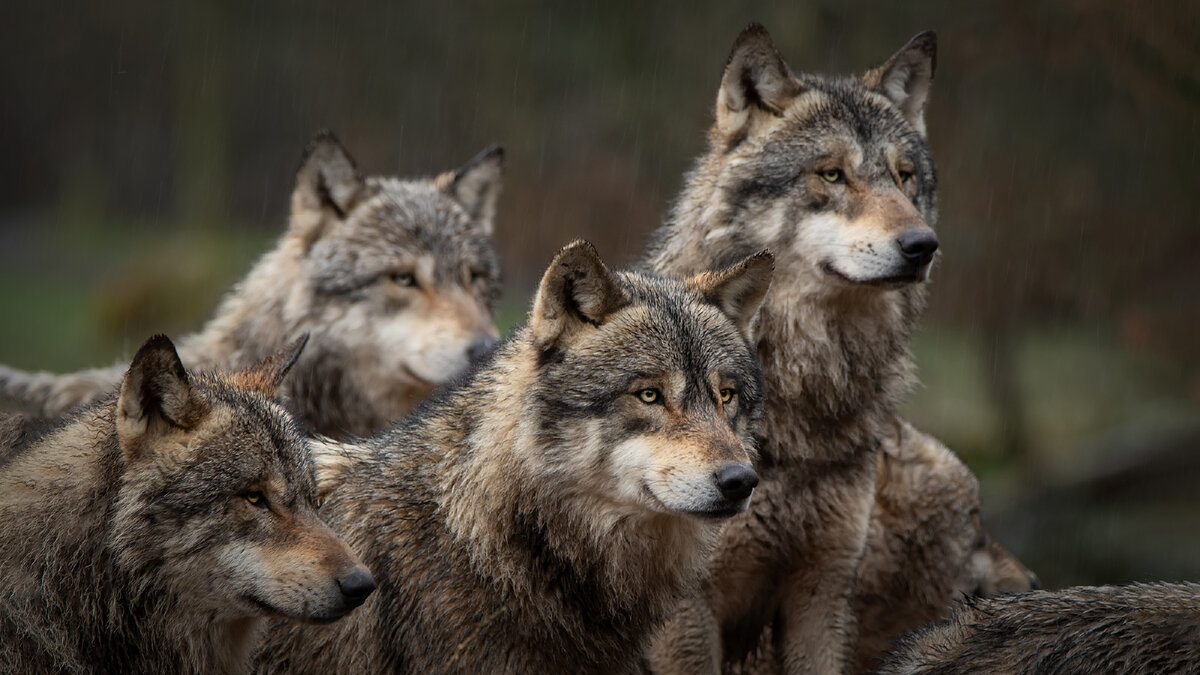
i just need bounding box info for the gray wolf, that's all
[254,241,774,674]
[0,131,504,439]
[641,23,974,674]
[852,421,1039,672]
[0,334,374,674]
[878,582,1200,674]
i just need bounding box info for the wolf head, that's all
[659,25,938,293]
[111,335,374,624]
[260,132,503,436]
[523,241,772,518]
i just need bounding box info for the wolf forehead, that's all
[175,376,317,491]
[543,272,763,386]
[308,178,499,288]
[742,81,934,180]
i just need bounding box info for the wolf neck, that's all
[436,337,715,637]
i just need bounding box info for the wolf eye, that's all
[637,388,662,405]
[819,168,845,184]
[719,388,736,404]
[244,491,269,508]
[390,272,418,288]
[898,170,915,184]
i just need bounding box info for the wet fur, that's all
[641,25,971,674]
[255,243,772,674]
[0,336,368,674]
[879,583,1200,674]
[0,132,503,439]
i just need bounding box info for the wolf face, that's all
[660,26,938,294]
[276,133,504,434]
[111,335,374,624]
[526,243,772,519]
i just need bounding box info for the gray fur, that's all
[255,242,773,674]
[0,132,504,439]
[879,583,1200,674]
[0,335,371,674]
[642,24,952,675]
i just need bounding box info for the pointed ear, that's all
[436,145,505,234]
[228,334,309,395]
[716,24,803,141]
[117,335,208,462]
[290,130,365,246]
[687,250,774,340]
[529,240,629,350]
[862,31,937,137]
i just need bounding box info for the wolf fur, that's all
[852,420,1039,672]
[878,583,1200,674]
[0,131,504,438]
[254,241,774,674]
[0,335,374,674]
[643,24,945,674]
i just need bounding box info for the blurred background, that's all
[1,0,1197,586]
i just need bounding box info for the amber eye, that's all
[391,272,417,288]
[244,491,269,508]
[819,168,845,184]
[637,388,661,404]
[719,388,735,404]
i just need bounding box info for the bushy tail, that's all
[0,363,124,417]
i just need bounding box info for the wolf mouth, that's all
[819,260,926,289]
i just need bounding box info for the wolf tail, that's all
[0,363,123,417]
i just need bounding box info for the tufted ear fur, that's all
[436,145,505,234]
[290,130,365,247]
[861,31,937,137]
[529,240,629,350]
[117,335,208,462]
[227,334,309,395]
[686,250,774,340]
[716,24,803,142]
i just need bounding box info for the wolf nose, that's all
[1028,572,1043,591]
[337,567,376,608]
[896,229,939,266]
[714,463,759,501]
[467,336,501,363]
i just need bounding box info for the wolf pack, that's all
[1,24,1195,675]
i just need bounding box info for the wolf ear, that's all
[716,24,802,141]
[437,145,505,234]
[687,250,774,340]
[290,130,364,246]
[117,335,208,462]
[530,240,629,350]
[862,31,937,138]
[228,334,309,395]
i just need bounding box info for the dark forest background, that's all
[1,0,1198,587]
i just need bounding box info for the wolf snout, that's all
[896,229,939,267]
[714,462,759,501]
[467,335,501,363]
[336,567,377,609]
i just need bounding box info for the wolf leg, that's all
[647,596,721,675]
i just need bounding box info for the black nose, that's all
[1028,572,1043,591]
[896,229,939,266]
[337,568,376,608]
[714,463,759,501]
[467,336,500,363]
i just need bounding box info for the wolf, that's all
[0,131,504,439]
[0,334,375,675]
[851,420,1039,672]
[641,24,1009,674]
[254,241,774,674]
[878,583,1200,674]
